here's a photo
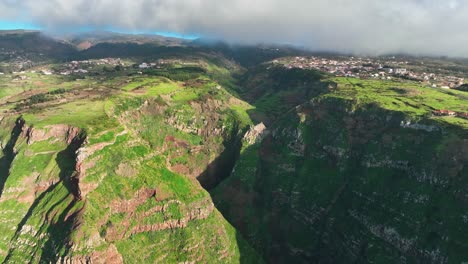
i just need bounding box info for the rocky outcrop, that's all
[23,124,82,145]
[243,122,268,145]
[103,190,214,242]
[75,130,127,198]
[59,244,123,264]
[128,198,214,235]
[165,99,226,138]
[400,120,440,132]
[109,188,157,214]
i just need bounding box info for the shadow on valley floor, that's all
[194,128,265,263]
[0,117,25,198]
[192,68,331,263]
[196,125,244,191]
[206,142,269,264]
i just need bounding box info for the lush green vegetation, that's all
[329,77,468,120]
[0,53,261,263]
[1,33,467,263]
[213,68,468,263]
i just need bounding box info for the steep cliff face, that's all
[0,57,262,263]
[0,117,86,263]
[0,105,258,263]
[64,90,261,263]
[213,76,468,263]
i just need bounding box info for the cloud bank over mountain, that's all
[1,0,467,56]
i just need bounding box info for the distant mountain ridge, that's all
[0,30,312,70]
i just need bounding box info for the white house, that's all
[394,68,408,75]
[139,63,149,69]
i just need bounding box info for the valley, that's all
[0,30,467,263]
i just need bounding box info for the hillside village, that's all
[0,56,205,77]
[1,46,467,91]
[1,53,467,121]
[271,56,468,120]
[57,58,125,75]
[275,56,466,89]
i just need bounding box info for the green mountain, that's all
[0,31,467,263]
[213,67,468,263]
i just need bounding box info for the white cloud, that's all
[1,0,468,56]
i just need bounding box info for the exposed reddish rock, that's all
[22,124,82,145]
[171,164,190,175]
[104,195,214,242]
[109,188,157,214]
[432,109,468,119]
[165,135,189,148]
[244,122,268,145]
[456,112,468,119]
[127,199,214,236]
[60,244,123,264]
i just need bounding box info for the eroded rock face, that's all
[109,188,157,214]
[164,98,226,138]
[400,120,440,132]
[214,97,468,263]
[75,130,128,198]
[60,244,124,264]
[23,124,82,145]
[0,118,88,263]
[2,119,87,203]
[131,97,245,190]
[0,116,227,262]
[102,188,214,242]
[244,122,269,145]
